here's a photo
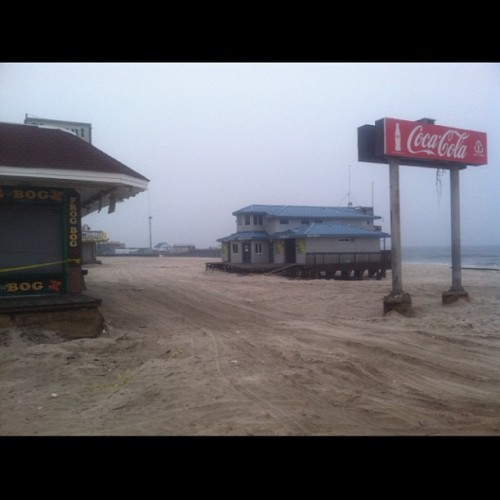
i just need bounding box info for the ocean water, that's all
[402,245,500,269]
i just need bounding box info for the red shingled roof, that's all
[0,122,149,181]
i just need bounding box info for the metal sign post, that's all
[383,158,412,314]
[442,166,469,304]
[389,158,402,294]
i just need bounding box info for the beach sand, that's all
[1,257,499,435]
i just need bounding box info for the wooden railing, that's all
[305,251,391,268]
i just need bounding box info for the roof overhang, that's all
[0,165,148,215]
[272,224,390,239]
[217,231,271,242]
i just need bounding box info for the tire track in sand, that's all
[206,328,308,435]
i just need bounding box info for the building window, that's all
[236,216,242,225]
[253,215,263,225]
[300,220,310,224]
[255,242,263,254]
[232,243,239,253]
[314,220,323,223]
[279,219,289,225]
[245,215,250,225]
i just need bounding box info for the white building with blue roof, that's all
[217,204,390,266]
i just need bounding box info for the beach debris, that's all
[88,370,132,392]
[51,393,58,398]
[116,371,131,385]
[169,348,183,359]
[65,355,76,365]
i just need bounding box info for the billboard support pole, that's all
[383,157,412,314]
[389,158,403,294]
[443,166,469,304]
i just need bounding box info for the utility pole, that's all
[347,165,352,206]
[148,215,153,249]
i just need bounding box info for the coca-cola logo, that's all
[406,125,470,160]
[379,118,487,166]
[474,140,485,155]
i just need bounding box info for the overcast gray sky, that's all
[1,63,499,248]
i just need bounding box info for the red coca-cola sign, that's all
[384,118,487,166]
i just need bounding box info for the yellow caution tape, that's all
[0,259,81,273]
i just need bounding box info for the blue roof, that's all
[217,231,270,242]
[272,223,390,239]
[233,204,379,220]
[217,225,389,242]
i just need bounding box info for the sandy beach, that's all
[1,256,499,435]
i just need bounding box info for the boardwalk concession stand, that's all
[0,122,149,337]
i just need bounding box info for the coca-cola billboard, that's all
[383,118,487,166]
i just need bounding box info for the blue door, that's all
[242,241,251,263]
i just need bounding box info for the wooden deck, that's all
[206,251,391,280]
[206,262,284,274]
